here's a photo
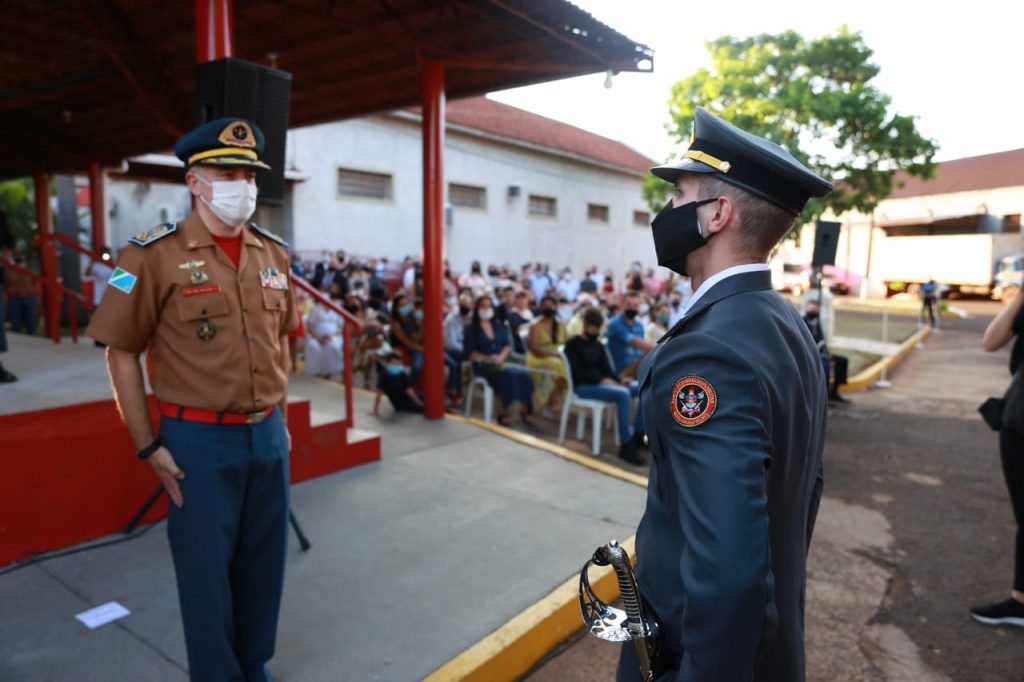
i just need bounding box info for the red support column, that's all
[421,60,446,420]
[195,0,234,63]
[88,161,105,254]
[34,173,60,343]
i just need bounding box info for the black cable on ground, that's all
[0,520,163,577]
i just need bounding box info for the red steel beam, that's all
[88,161,106,254]
[34,173,61,343]
[421,59,446,420]
[195,0,234,62]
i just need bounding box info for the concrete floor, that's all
[0,339,646,681]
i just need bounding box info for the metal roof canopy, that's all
[0,0,653,181]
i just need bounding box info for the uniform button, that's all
[643,435,649,447]
[201,309,207,315]
[253,367,259,374]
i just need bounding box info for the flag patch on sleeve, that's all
[108,267,138,295]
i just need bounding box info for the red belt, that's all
[158,401,276,425]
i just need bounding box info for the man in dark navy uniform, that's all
[618,107,833,682]
[87,118,297,682]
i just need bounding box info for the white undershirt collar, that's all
[682,263,770,315]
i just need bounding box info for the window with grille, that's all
[588,203,609,222]
[528,194,557,217]
[633,210,650,227]
[338,168,392,199]
[449,183,486,209]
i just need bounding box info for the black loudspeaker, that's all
[812,221,841,267]
[195,58,292,205]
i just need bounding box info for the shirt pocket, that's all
[261,288,287,313]
[176,292,230,321]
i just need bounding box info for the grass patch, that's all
[831,348,881,376]
[834,311,919,344]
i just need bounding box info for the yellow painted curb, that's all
[422,535,637,682]
[842,326,931,392]
[448,413,648,489]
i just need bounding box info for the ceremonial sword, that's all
[579,539,660,682]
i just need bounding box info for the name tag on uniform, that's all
[182,284,222,297]
[259,268,288,290]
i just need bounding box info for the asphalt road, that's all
[525,299,1024,681]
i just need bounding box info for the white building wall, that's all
[289,115,660,276]
[105,180,191,252]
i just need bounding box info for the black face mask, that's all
[542,308,556,318]
[623,309,638,320]
[344,305,360,314]
[650,197,718,276]
[585,331,601,341]
[459,306,471,316]
[805,311,819,321]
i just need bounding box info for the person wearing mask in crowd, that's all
[580,266,600,295]
[367,263,387,305]
[530,264,554,303]
[972,287,1024,627]
[458,260,488,299]
[526,295,568,418]
[304,290,345,379]
[673,273,694,309]
[4,247,38,335]
[443,293,473,408]
[329,251,350,299]
[606,292,654,379]
[556,268,580,303]
[289,252,306,279]
[646,267,664,298]
[508,290,534,354]
[803,300,850,403]
[442,261,459,312]
[557,297,574,324]
[564,307,645,464]
[401,256,417,292]
[567,293,596,339]
[389,292,423,379]
[373,351,425,416]
[636,297,652,328]
[624,262,645,296]
[494,286,516,324]
[463,294,535,428]
[601,268,617,297]
[311,249,331,289]
[342,294,376,382]
[646,301,671,344]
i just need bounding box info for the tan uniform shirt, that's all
[86,212,299,413]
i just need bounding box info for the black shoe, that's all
[829,392,850,404]
[0,365,16,383]
[618,442,645,466]
[969,598,1024,627]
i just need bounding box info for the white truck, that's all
[876,233,1024,299]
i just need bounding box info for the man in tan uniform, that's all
[87,117,297,682]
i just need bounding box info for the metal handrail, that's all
[290,274,361,429]
[1,259,91,343]
[38,233,106,265]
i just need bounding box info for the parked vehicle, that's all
[876,233,1023,299]
[992,253,1024,302]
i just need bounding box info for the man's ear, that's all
[702,195,735,237]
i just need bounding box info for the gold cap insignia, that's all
[218,121,256,149]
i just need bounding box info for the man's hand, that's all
[148,447,186,508]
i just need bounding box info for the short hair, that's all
[696,175,795,260]
[582,307,604,328]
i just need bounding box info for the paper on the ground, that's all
[75,601,130,629]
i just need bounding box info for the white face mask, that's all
[479,309,494,320]
[195,173,258,226]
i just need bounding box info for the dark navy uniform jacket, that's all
[632,268,827,682]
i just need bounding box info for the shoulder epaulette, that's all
[250,223,289,248]
[128,222,177,247]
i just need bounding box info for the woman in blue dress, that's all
[464,294,534,427]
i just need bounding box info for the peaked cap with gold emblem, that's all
[651,107,832,215]
[173,117,271,170]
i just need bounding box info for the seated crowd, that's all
[287,250,703,464]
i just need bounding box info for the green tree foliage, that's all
[649,28,938,226]
[0,178,37,256]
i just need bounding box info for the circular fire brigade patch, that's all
[670,376,717,427]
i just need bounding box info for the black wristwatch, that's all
[137,437,163,460]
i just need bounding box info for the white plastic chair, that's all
[558,347,619,456]
[463,362,494,423]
